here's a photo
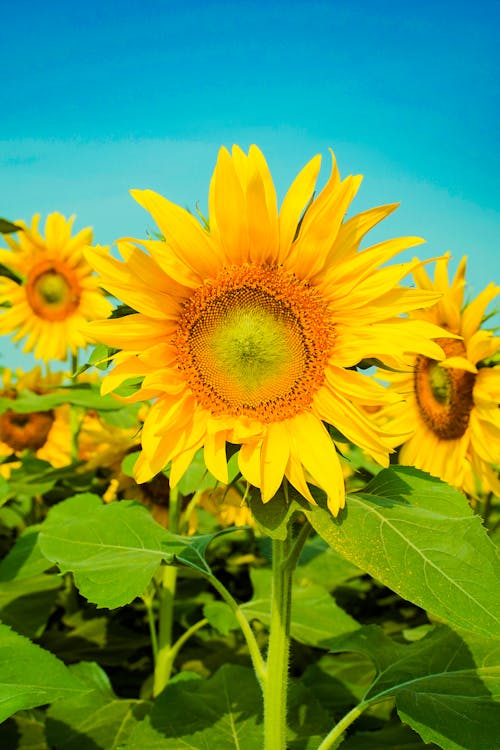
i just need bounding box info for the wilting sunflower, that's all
[86,145,450,515]
[0,367,72,474]
[0,213,112,361]
[381,254,500,495]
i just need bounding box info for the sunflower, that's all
[0,367,72,474]
[86,145,450,515]
[380,253,500,495]
[0,213,112,361]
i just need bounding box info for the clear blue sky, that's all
[1,0,499,369]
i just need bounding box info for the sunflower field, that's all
[0,146,499,750]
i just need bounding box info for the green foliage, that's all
[304,466,500,638]
[329,624,500,750]
[0,623,88,723]
[242,567,359,647]
[0,218,22,234]
[122,664,330,750]
[0,409,498,748]
[45,662,150,750]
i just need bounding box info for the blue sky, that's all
[1,0,499,369]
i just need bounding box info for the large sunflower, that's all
[381,254,500,495]
[0,213,112,361]
[86,145,450,515]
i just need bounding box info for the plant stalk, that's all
[153,486,180,696]
[263,531,293,750]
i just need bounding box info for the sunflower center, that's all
[0,409,55,452]
[175,264,334,421]
[414,337,475,440]
[26,261,81,321]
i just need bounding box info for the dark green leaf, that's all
[0,218,22,234]
[0,573,61,638]
[0,623,88,723]
[122,665,263,749]
[46,661,151,750]
[329,624,500,750]
[305,466,500,638]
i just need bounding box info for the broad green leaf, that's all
[203,601,239,635]
[38,494,189,607]
[123,665,263,749]
[122,664,329,750]
[305,466,500,638]
[329,624,500,750]
[297,536,361,591]
[38,494,235,608]
[46,661,150,750]
[0,527,52,581]
[302,651,376,716]
[241,568,359,646]
[0,623,88,723]
[0,573,61,638]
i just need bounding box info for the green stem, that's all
[153,486,181,696]
[317,703,366,750]
[167,617,209,667]
[206,573,266,685]
[142,590,158,661]
[263,531,293,750]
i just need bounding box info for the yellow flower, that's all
[381,253,500,495]
[0,367,72,474]
[86,145,449,515]
[0,213,112,361]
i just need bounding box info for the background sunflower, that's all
[380,253,500,496]
[0,213,112,361]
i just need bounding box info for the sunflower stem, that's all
[317,703,367,750]
[153,486,180,696]
[263,528,293,750]
[204,572,266,685]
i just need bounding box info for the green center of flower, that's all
[414,338,475,440]
[428,363,452,405]
[175,264,334,421]
[193,292,306,408]
[35,271,71,305]
[26,262,81,321]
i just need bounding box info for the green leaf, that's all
[0,623,88,723]
[0,527,53,581]
[0,218,22,234]
[38,494,235,608]
[248,484,308,540]
[305,466,500,638]
[330,624,500,750]
[176,447,218,495]
[122,665,264,749]
[0,573,61,638]
[241,568,359,647]
[123,664,330,750]
[203,601,239,635]
[0,384,126,415]
[38,494,188,608]
[296,536,361,591]
[46,661,150,750]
